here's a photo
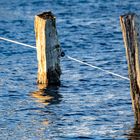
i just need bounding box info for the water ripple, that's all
[0,0,139,139]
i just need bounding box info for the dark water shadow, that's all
[127,124,140,140]
[31,85,62,106]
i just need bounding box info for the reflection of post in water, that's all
[127,124,140,139]
[31,85,62,106]
[31,85,62,126]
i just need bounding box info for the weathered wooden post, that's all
[120,13,140,124]
[34,12,61,88]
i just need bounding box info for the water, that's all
[0,0,140,139]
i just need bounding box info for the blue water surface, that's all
[0,0,140,139]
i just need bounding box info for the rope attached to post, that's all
[0,36,129,81]
[66,55,129,81]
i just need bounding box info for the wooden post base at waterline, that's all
[120,13,140,124]
[35,12,61,88]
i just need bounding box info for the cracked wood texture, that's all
[120,13,140,124]
[35,12,61,87]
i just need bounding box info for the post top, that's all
[37,11,55,20]
[120,12,136,19]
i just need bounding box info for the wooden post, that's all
[120,13,140,124]
[34,12,61,87]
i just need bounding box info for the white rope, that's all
[0,37,36,49]
[0,36,129,81]
[67,55,129,81]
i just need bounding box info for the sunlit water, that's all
[0,0,140,139]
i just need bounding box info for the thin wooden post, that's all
[34,12,61,87]
[120,13,140,124]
